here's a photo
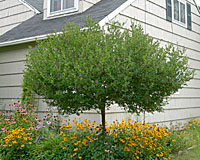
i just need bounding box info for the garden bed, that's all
[1,102,200,160]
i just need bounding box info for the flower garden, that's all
[1,101,200,160]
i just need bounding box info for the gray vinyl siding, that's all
[0,0,35,35]
[0,45,28,112]
[106,0,200,124]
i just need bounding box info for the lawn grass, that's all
[173,145,200,160]
[171,120,200,160]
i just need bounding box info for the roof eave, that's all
[0,34,48,47]
[0,0,136,48]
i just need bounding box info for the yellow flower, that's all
[79,157,82,159]
[21,144,25,148]
[62,147,66,150]
[12,141,17,144]
[28,142,32,144]
[156,154,159,157]
[119,138,125,143]
[74,148,78,151]
[71,153,77,158]
[23,137,28,141]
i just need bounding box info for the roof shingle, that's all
[25,0,43,12]
[0,0,126,43]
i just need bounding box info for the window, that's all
[166,0,192,30]
[173,0,186,25]
[48,0,78,17]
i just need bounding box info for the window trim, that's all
[172,0,187,27]
[47,0,79,18]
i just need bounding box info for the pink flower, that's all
[47,121,51,125]
[2,129,7,133]
[104,142,108,145]
[17,106,22,109]
[29,127,33,130]
[105,149,112,153]
[21,112,27,115]
[36,125,41,129]
[27,133,32,135]
[32,108,36,112]
[42,125,46,128]
[93,137,98,140]
[9,121,16,124]
[31,122,35,125]
[35,117,38,121]
[51,126,55,129]
[112,145,116,148]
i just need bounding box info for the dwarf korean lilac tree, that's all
[23,19,194,133]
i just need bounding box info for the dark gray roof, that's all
[0,0,126,43]
[25,0,43,12]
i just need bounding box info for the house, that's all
[0,0,200,125]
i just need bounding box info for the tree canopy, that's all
[23,19,194,131]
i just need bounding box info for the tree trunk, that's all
[101,105,106,135]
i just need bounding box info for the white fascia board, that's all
[0,32,62,48]
[0,0,135,48]
[99,0,136,27]
[19,0,40,14]
[0,27,88,47]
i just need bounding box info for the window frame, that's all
[47,0,79,17]
[172,0,187,27]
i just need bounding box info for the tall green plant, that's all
[23,18,194,133]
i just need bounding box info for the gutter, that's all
[0,35,46,47]
[0,32,63,47]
